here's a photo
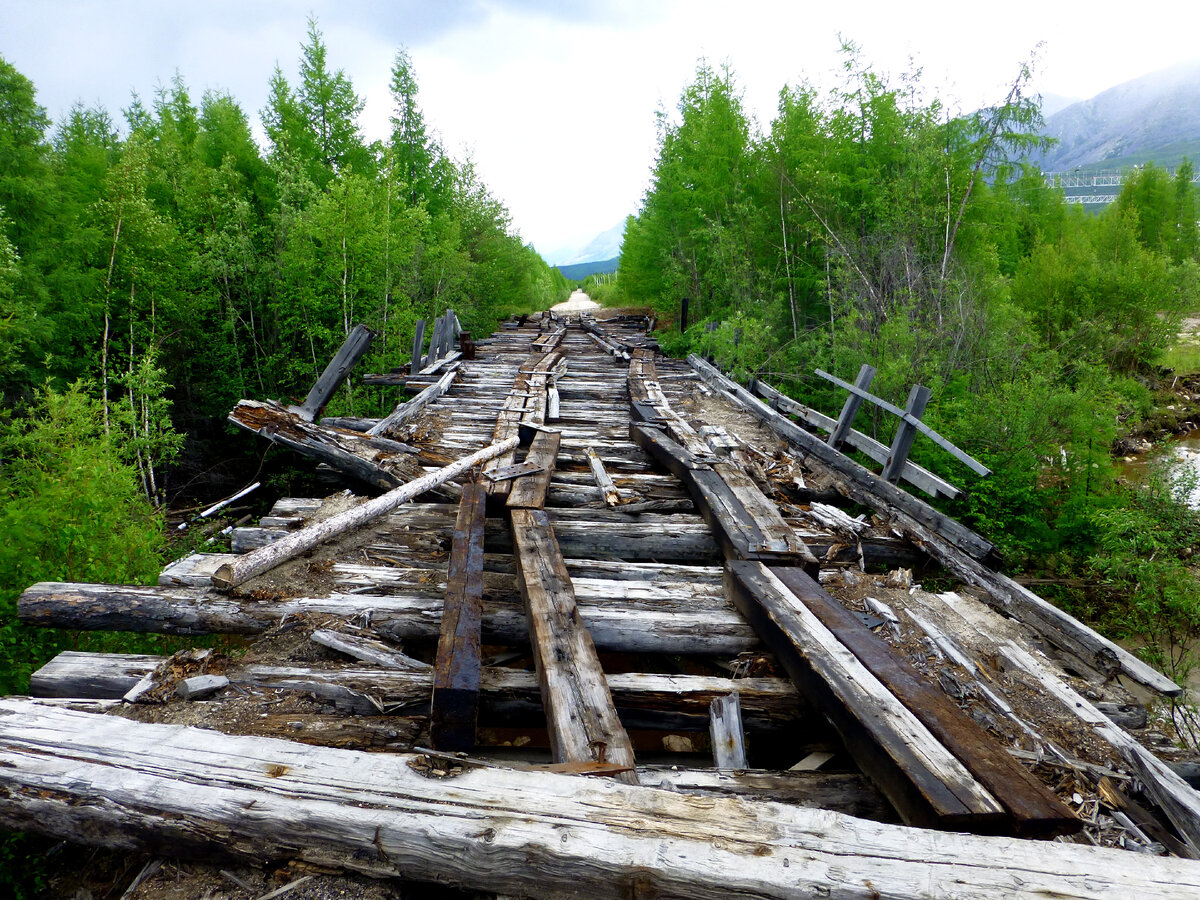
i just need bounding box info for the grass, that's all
[1164,341,1200,375]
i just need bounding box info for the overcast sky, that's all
[3,1,1198,261]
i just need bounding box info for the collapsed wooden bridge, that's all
[10,310,1200,898]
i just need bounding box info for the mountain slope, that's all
[1036,60,1200,172]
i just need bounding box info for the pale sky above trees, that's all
[2,0,1196,259]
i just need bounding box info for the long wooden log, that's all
[510,507,638,782]
[211,438,518,591]
[726,561,1007,832]
[431,484,487,752]
[769,567,1078,838]
[31,652,804,732]
[3,701,1197,898]
[19,582,761,655]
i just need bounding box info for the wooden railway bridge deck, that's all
[8,311,1200,898]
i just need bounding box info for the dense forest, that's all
[597,48,1200,680]
[0,21,569,695]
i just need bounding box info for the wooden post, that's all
[410,319,426,373]
[828,364,876,450]
[431,484,487,752]
[210,437,518,591]
[296,324,374,421]
[709,692,748,769]
[882,384,932,483]
[426,316,446,366]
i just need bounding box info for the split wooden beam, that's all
[3,701,1199,900]
[726,560,1008,832]
[510,507,638,783]
[507,430,560,510]
[294,323,374,421]
[210,438,518,591]
[709,693,748,769]
[431,484,488,752]
[769,567,1078,838]
[585,447,621,506]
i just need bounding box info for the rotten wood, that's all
[431,483,487,752]
[510,507,638,783]
[507,430,561,510]
[295,324,374,421]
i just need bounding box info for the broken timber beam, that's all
[510,507,638,783]
[631,422,818,570]
[31,651,804,732]
[1,701,1198,900]
[368,364,459,437]
[211,438,519,591]
[726,560,1008,832]
[507,430,560,510]
[431,484,488,752]
[769,567,1078,838]
[709,693,749,770]
[294,323,374,421]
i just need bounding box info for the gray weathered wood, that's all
[1,701,1198,900]
[815,368,989,476]
[368,365,459,437]
[882,384,932,483]
[828,363,876,450]
[311,630,430,670]
[211,437,518,591]
[432,483,487,752]
[296,324,374,421]
[725,560,1005,831]
[510,507,638,783]
[585,446,621,506]
[410,318,426,373]
[709,693,748,769]
[507,430,560,510]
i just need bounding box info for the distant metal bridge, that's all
[1045,167,1200,204]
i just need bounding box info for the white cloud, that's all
[1,0,1197,254]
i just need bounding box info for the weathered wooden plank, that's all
[882,384,932,483]
[725,561,1007,831]
[769,567,1079,838]
[709,693,748,769]
[585,446,622,506]
[431,484,487,752]
[310,630,430,670]
[410,318,426,372]
[211,438,518,591]
[828,363,876,450]
[510,507,638,783]
[754,377,961,499]
[507,431,561,510]
[8,702,1197,899]
[296,323,374,421]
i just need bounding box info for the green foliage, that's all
[0,383,167,696]
[620,49,1200,674]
